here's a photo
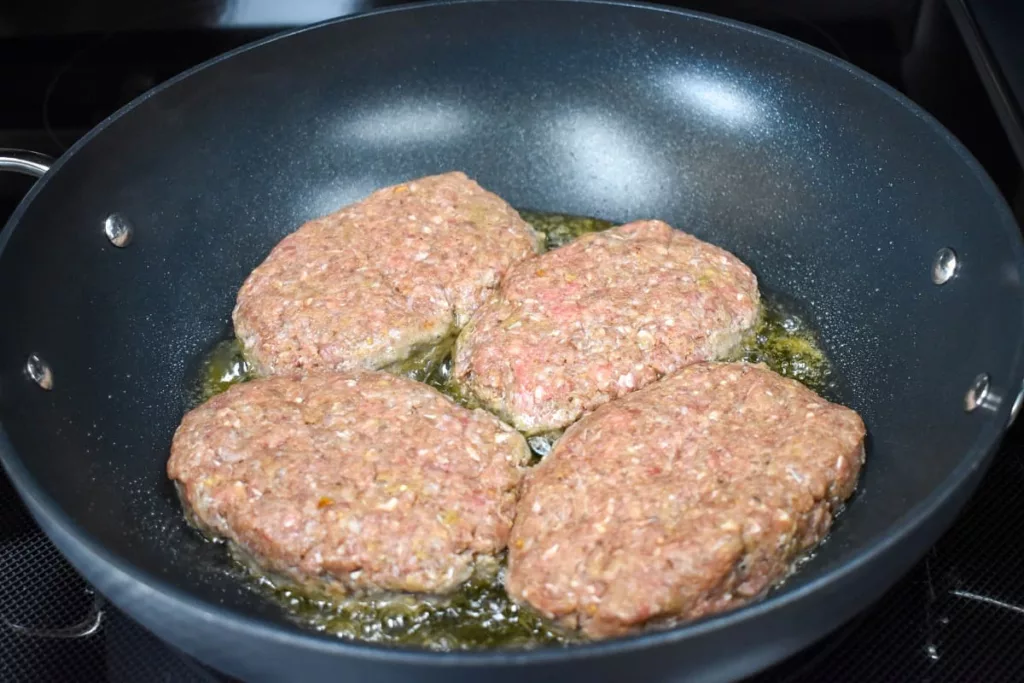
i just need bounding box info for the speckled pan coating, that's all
[507,362,866,638]
[167,371,531,596]
[453,220,760,434]
[233,172,542,377]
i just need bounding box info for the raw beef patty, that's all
[234,172,541,377]
[168,371,532,596]
[507,362,866,637]
[454,220,759,433]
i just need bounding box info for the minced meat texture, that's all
[167,371,531,596]
[506,362,866,638]
[234,172,542,377]
[453,220,760,434]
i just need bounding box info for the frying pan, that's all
[1,1,1022,681]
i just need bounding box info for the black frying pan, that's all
[2,1,1023,681]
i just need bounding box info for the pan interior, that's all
[0,0,1022,655]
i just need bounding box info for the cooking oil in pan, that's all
[186,210,833,649]
[252,565,573,650]
[193,338,251,404]
[734,301,832,394]
[518,209,614,249]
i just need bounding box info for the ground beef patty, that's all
[507,362,866,638]
[453,220,759,434]
[234,172,541,377]
[168,371,531,596]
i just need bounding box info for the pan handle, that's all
[0,149,53,179]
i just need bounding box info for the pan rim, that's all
[1,0,1023,669]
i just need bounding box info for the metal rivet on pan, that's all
[964,373,991,412]
[102,213,133,248]
[25,353,53,390]
[932,248,958,285]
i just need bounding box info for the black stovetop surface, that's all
[3,1,1024,681]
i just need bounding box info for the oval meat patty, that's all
[453,220,759,434]
[507,362,866,638]
[234,172,541,377]
[168,371,531,596]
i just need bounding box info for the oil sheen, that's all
[189,211,833,650]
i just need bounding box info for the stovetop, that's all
[3,1,1024,681]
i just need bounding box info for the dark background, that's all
[2,1,1023,681]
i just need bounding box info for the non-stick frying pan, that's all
[1,1,1023,681]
